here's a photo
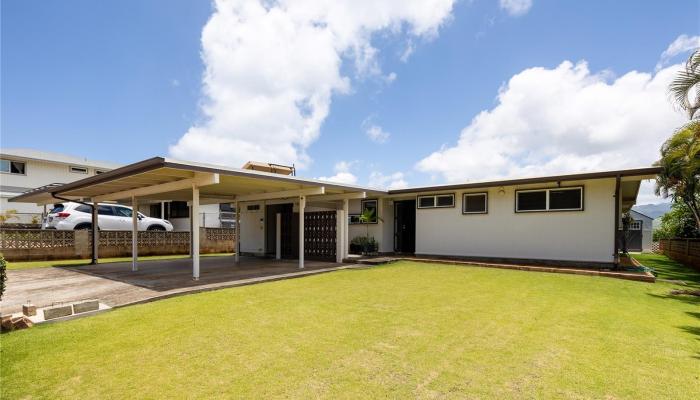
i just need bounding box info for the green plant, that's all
[31,214,41,224]
[0,254,6,301]
[655,121,700,230]
[653,202,700,240]
[669,49,700,119]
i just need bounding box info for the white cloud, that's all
[656,34,700,70]
[170,0,456,169]
[318,161,358,184]
[369,171,408,189]
[499,0,532,17]
[170,79,180,87]
[365,124,391,143]
[416,60,686,197]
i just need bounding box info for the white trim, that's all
[0,159,27,176]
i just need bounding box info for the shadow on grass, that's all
[633,253,700,288]
[680,312,700,360]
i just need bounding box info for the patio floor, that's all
[1,256,349,315]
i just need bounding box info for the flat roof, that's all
[386,167,661,194]
[10,157,386,205]
[9,156,661,206]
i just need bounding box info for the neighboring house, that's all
[10,156,659,272]
[0,148,229,229]
[625,209,653,252]
[0,148,120,222]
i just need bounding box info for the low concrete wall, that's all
[0,228,235,261]
[658,238,700,271]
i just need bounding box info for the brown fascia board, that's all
[387,167,663,195]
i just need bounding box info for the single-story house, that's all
[10,156,660,278]
[624,209,654,252]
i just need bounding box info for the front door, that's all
[394,200,416,253]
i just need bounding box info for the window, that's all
[463,193,488,214]
[97,205,115,216]
[70,166,88,174]
[170,201,189,218]
[360,199,378,223]
[549,188,582,210]
[219,203,233,212]
[1,159,26,175]
[516,187,583,212]
[49,204,65,214]
[95,170,106,175]
[114,206,132,217]
[417,194,454,209]
[75,205,92,214]
[348,214,362,224]
[247,204,260,211]
[628,220,642,230]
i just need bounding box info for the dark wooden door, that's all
[394,200,416,253]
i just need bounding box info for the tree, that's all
[669,49,700,119]
[653,202,700,240]
[0,209,19,224]
[655,121,700,230]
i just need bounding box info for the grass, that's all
[2,260,699,399]
[5,253,234,271]
[632,252,700,289]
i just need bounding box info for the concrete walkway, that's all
[1,256,349,314]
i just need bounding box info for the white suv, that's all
[45,202,174,231]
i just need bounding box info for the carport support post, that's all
[234,201,240,263]
[192,185,200,280]
[342,199,349,259]
[91,203,99,264]
[299,195,306,269]
[131,196,138,271]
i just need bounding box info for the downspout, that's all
[51,193,98,265]
[613,175,621,269]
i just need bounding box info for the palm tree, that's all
[669,49,700,119]
[655,121,700,229]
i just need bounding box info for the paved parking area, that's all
[1,256,346,314]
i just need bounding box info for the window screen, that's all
[549,188,582,210]
[517,191,547,211]
[418,196,435,208]
[463,193,487,213]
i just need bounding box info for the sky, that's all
[2,0,699,204]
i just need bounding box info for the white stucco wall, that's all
[411,178,617,263]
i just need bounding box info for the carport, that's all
[10,157,382,279]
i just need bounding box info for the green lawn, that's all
[633,252,700,289]
[5,252,234,270]
[2,260,699,399]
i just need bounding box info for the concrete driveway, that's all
[1,256,347,315]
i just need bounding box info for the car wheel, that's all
[74,224,92,230]
[147,225,166,231]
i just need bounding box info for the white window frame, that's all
[628,220,642,230]
[417,193,455,209]
[462,192,488,214]
[515,186,583,213]
[0,159,27,175]
[69,166,89,174]
[360,199,379,224]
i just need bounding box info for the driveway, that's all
[1,256,348,314]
